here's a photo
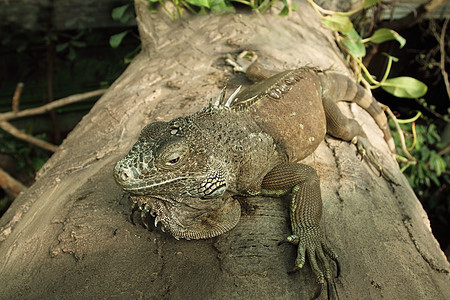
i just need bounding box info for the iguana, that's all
[113,53,397,299]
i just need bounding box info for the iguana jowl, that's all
[114,56,396,299]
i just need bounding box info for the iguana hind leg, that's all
[226,51,279,82]
[260,162,339,300]
[323,97,398,184]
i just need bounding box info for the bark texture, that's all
[1,1,449,299]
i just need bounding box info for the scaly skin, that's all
[114,57,397,299]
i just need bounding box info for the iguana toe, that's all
[352,136,399,185]
[283,225,337,300]
[225,50,257,73]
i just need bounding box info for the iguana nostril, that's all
[118,167,140,182]
[120,172,129,182]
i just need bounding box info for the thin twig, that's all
[0,167,27,198]
[0,89,107,122]
[0,120,58,152]
[436,144,450,157]
[414,98,448,121]
[12,83,24,113]
[439,18,449,100]
[382,105,416,162]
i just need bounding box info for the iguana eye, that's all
[155,136,189,169]
[166,153,181,165]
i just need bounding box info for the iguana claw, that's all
[352,136,399,185]
[313,284,323,300]
[225,50,257,73]
[282,228,338,300]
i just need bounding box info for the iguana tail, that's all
[319,72,395,153]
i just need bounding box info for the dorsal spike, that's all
[225,85,241,107]
[214,86,227,107]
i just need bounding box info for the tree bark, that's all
[1,1,449,299]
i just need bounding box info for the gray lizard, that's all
[114,53,397,299]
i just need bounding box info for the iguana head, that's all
[114,111,241,240]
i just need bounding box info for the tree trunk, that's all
[1,1,449,299]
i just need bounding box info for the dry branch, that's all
[0,120,58,152]
[0,89,107,122]
[0,167,27,197]
[439,18,449,99]
[12,83,24,113]
[0,88,107,152]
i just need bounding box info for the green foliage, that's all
[0,130,50,175]
[146,0,295,19]
[311,0,448,225]
[112,4,135,23]
[392,111,450,233]
[110,31,130,48]
[313,0,427,99]
[110,3,134,49]
[381,77,428,98]
[396,119,449,202]
[341,28,366,57]
[363,0,382,9]
[362,28,405,48]
[321,13,353,33]
[0,194,14,216]
[110,3,140,63]
[0,129,50,217]
[55,31,87,61]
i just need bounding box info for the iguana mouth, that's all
[129,194,241,240]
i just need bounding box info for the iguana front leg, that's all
[260,163,339,300]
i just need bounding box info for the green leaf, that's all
[32,157,46,171]
[381,77,428,98]
[185,0,210,8]
[55,43,69,52]
[322,14,353,34]
[364,0,382,9]
[68,47,76,60]
[109,31,129,48]
[428,171,440,186]
[70,41,87,48]
[112,4,129,21]
[277,0,290,16]
[17,43,27,53]
[341,28,366,57]
[65,18,78,28]
[210,0,235,13]
[278,5,289,16]
[365,28,406,48]
[291,2,297,12]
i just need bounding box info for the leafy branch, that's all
[304,0,447,181]
[144,0,296,19]
[307,0,428,99]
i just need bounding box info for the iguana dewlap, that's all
[114,58,396,299]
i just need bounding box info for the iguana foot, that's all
[284,225,339,300]
[352,136,399,185]
[225,50,257,73]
